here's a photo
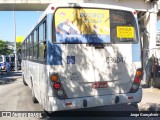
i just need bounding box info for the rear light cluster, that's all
[50,74,67,99]
[129,69,142,93]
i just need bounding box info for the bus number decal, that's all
[106,57,126,63]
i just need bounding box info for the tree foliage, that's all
[0,40,13,55]
[16,42,21,52]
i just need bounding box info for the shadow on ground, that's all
[0,71,22,85]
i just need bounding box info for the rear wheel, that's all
[128,103,138,107]
[44,110,54,117]
[31,81,38,103]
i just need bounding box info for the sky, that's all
[0,11,43,42]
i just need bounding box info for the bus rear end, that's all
[47,4,142,111]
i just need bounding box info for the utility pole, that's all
[13,11,17,71]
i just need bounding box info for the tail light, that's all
[57,90,64,97]
[50,73,67,99]
[129,69,142,93]
[50,75,59,82]
[53,83,61,89]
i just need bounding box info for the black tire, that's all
[31,82,38,103]
[23,75,28,86]
[44,110,54,117]
[128,103,138,107]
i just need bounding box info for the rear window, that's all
[54,8,138,44]
[110,10,138,43]
[0,57,2,62]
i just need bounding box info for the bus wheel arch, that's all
[31,77,38,103]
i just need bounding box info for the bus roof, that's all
[41,3,135,22]
[22,3,136,44]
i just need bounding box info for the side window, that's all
[31,33,34,58]
[25,40,27,60]
[27,38,30,59]
[23,41,25,60]
[39,24,43,43]
[30,35,33,59]
[33,30,38,59]
[38,21,46,61]
[22,43,24,60]
[26,39,28,59]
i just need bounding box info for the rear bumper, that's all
[48,88,142,111]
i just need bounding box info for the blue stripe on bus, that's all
[48,42,62,65]
[132,43,141,62]
[56,34,111,43]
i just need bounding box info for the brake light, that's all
[53,83,61,89]
[129,69,141,93]
[134,77,141,84]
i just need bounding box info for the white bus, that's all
[21,3,142,112]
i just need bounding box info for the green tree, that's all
[16,42,22,54]
[16,42,21,50]
[0,40,13,55]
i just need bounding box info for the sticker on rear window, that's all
[117,26,134,38]
[55,8,111,43]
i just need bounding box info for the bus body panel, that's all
[48,43,141,98]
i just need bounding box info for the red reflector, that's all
[134,77,140,83]
[65,102,72,106]
[128,96,134,99]
[133,11,136,15]
[51,6,55,10]
[53,83,61,89]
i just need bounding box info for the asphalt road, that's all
[0,78,160,120]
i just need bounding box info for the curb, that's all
[138,103,160,111]
[0,78,16,85]
[0,75,22,85]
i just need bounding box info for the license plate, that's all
[92,82,108,89]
